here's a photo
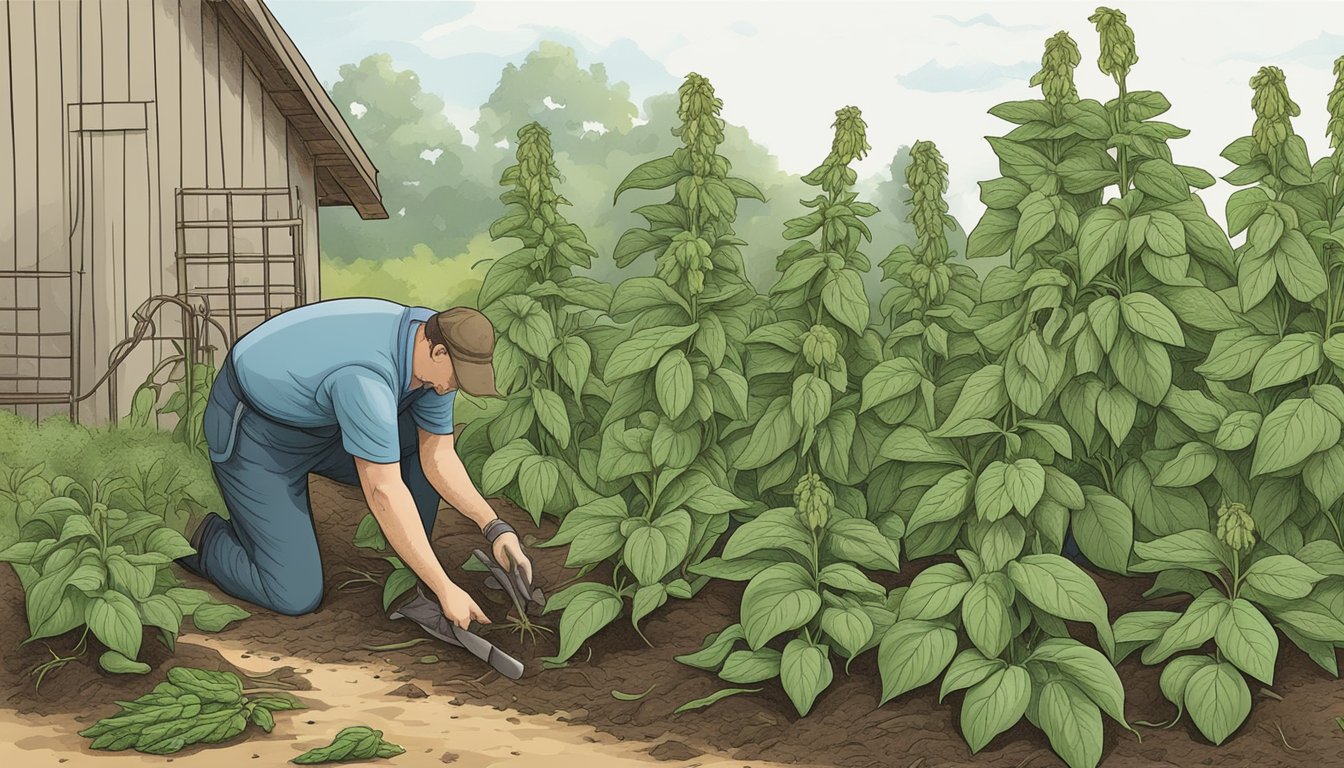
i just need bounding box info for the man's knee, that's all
[263,573,325,616]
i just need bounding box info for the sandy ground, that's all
[0,632,808,768]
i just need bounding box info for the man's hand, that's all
[492,531,534,586]
[438,582,490,630]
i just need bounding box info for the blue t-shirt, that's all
[230,298,455,463]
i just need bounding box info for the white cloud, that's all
[420,148,444,165]
[377,1,1344,228]
[544,95,567,110]
[494,138,510,150]
[397,207,406,217]
[349,101,367,119]
[582,120,609,135]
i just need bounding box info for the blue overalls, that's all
[178,301,453,616]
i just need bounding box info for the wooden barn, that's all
[0,0,386,423]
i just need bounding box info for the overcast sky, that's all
[270,0,1344,229]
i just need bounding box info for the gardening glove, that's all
[492,531,533,588]
[437,582,491,630]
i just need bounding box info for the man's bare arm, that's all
[420,430,533,583]
[354,457,488,627]
[419,431,498,529]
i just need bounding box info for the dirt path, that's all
[0,632,806,768]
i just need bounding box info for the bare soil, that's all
[3,475,1343,767]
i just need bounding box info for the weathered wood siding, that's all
[0,0,322,423]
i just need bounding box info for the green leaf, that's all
[974,462,1011,521]
[907,470,974,533]
[961,665,1031,753]
[86,591,143,660]
[1251,333,1323,393]
[719,648,782,683]
[740,563,821,649]
[1132,530,1232,575]
[940,649,1006,702]
[1120,293,1184,346]
[672,687,762,714]
[962,574,1013,657]
[1072,487,1133,574]
[1037,680,1104,768]
[820,606,874,659]
[734,396,799,471]
[791,373,832,430]
[825,518,901,572]
[821,269,870,334]
[605,324,700,381]
[291,725,406,764]
[1145,211,1187,257]
[1198,330,1275,381]
[1133,158,1191,203]
[1273,229,1328,302]
[191,602,251,633]
[937,365,1008,433]
[780,638,833,716]
[1214,598,1278,684]
[1143,589,1230,664]
[1184,662,1250,746]
[614,155,687,201]
[98,650,150,675]
[818,563,885,597]
[1007,555,1113,656]
[722,507,813,562]
[631,584,668,629]
[877,620,958,704]
[1028,639,1127,726]
[544,585,622,664]
[860,358,923,413]
[1003,459,1045,515]
[1096,385,1138,446]
[1153,443,1217,487]
[1078,207,1126,284]
[899,563,971,621]
[1242,555,1324,599]
[531,387,571,448]
[1111,330,1172,406]
[1252,397,1340,476]
[655,350,694,419]
[481,438,537,495]
[880,426,962,465]
[1213,411,1262,451]
[675,625,745,670]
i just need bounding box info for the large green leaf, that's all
[898,563,971,621]
[1072,487,1132,574]
[1250,333,1323,393]
[1120,292,1184,346]
[740,563,821,649]
[1142,589,1229,664]
[544,585,622,664]
[86,591,143,660]
[907,470,974,532]
[605,324,700,381]
[655,350,693,419]
[877,619,957,703]
[1213,598,1277,685]
[1251,397,1339,476]
[961,665,1030,753]
[1007,555,1114,656]
[1242,555,1324,599]
[1037,680,1104,768]
[1184,662,1250,746]
[780,638,834,716]
[962,574,1013,657]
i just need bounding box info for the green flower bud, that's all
[906,140,951,266]
[1249,66,1301,155]
[829,106,871,167]
[1031,32,1081,106]
[1088,7,1138,83]
[1216,502,1256,553]
[1328,56,1344,150]
[802,325,839,368]
[794,473,833,531]
[675,73,726,176]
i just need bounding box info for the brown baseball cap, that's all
[426,307,501,397]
